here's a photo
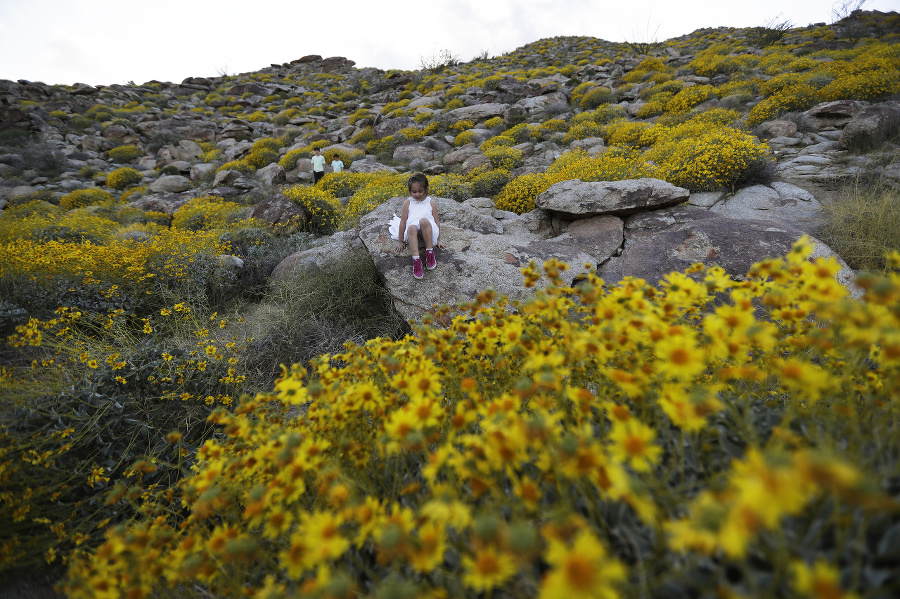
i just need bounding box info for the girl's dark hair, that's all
[407,172,429,191]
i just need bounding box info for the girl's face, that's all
[409,182,427,201]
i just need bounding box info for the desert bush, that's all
[60,239,900,599]
[5,189,59,209]
[664,84,718,114]
[0,306,248,572]
[429,173,473,203]
[59,188,115,210]
[219,229,316,300]
[469,169,511,198]
[484,147,523,171]
[747,84,820,127]
[0,228,231,319]
[649,126,771,191]
[688,44,751,77]
[341,174,408,227]
[244,148,279,169]
[282,185,341,235]
[171,197,249,231]
[106,167,143,190]
[546,147,654,183]
[450,120,475,133]
[107,144,143,163]
[605,120,655,147]
[453,130,480,147]
[215,159,254,175]
[495,172,553,214]
[20,141,68,175]
[818,177,900,272]
[570,82,598,107]
[561,121,606,144]
[746,19,794,48]
[320,172,367,198]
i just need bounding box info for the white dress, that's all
[389,196,439,244]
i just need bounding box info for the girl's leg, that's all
[406,224,421,257]
[419,219,437,270]
[419,219,433,249]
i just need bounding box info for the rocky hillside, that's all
[1,10,899,319]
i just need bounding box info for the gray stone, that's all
[460,153,491,175]
[709,183,823,234]
[839,101,900,151]
[213,169,242,187]
[536,178,689,218]
[256,164,286,186]
[553,215,624,263]
[271,230,366,279]
[190,163,216,181]
[446,103,510,123]
[393,143,435,163]
[443,144,481,167]
[148,175,191,193]
[354,197,595,322]
[756,120,798,139]
[348,158,398,174]
[806,100,870,130]
[128,192,194,214]
[250,193,307,232]
[374,117,416,139]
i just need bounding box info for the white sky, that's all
[0,0,897,86]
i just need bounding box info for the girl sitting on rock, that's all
[392,173,441,280]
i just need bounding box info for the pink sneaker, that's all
[425,248,436,270]
[412,256,424,279]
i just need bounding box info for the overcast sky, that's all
[0,0,896,86]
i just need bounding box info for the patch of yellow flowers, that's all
[62,239,900,598]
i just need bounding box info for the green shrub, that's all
[59,188,115,210]
[106,167,144,190]
[469,169,511,198]
[747,84,820,127]
[107,144,144,163]
[579,86,615,109]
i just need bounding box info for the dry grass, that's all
[818,176,900,272]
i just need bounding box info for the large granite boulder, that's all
[838,101,900,151]
[598,205,856,294]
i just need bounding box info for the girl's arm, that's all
[430,198,443,247]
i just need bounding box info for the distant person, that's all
[331,154,344,173]
[311,148,326,183]
[391,173,441,280]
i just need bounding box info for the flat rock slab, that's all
[536,178,689,218]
